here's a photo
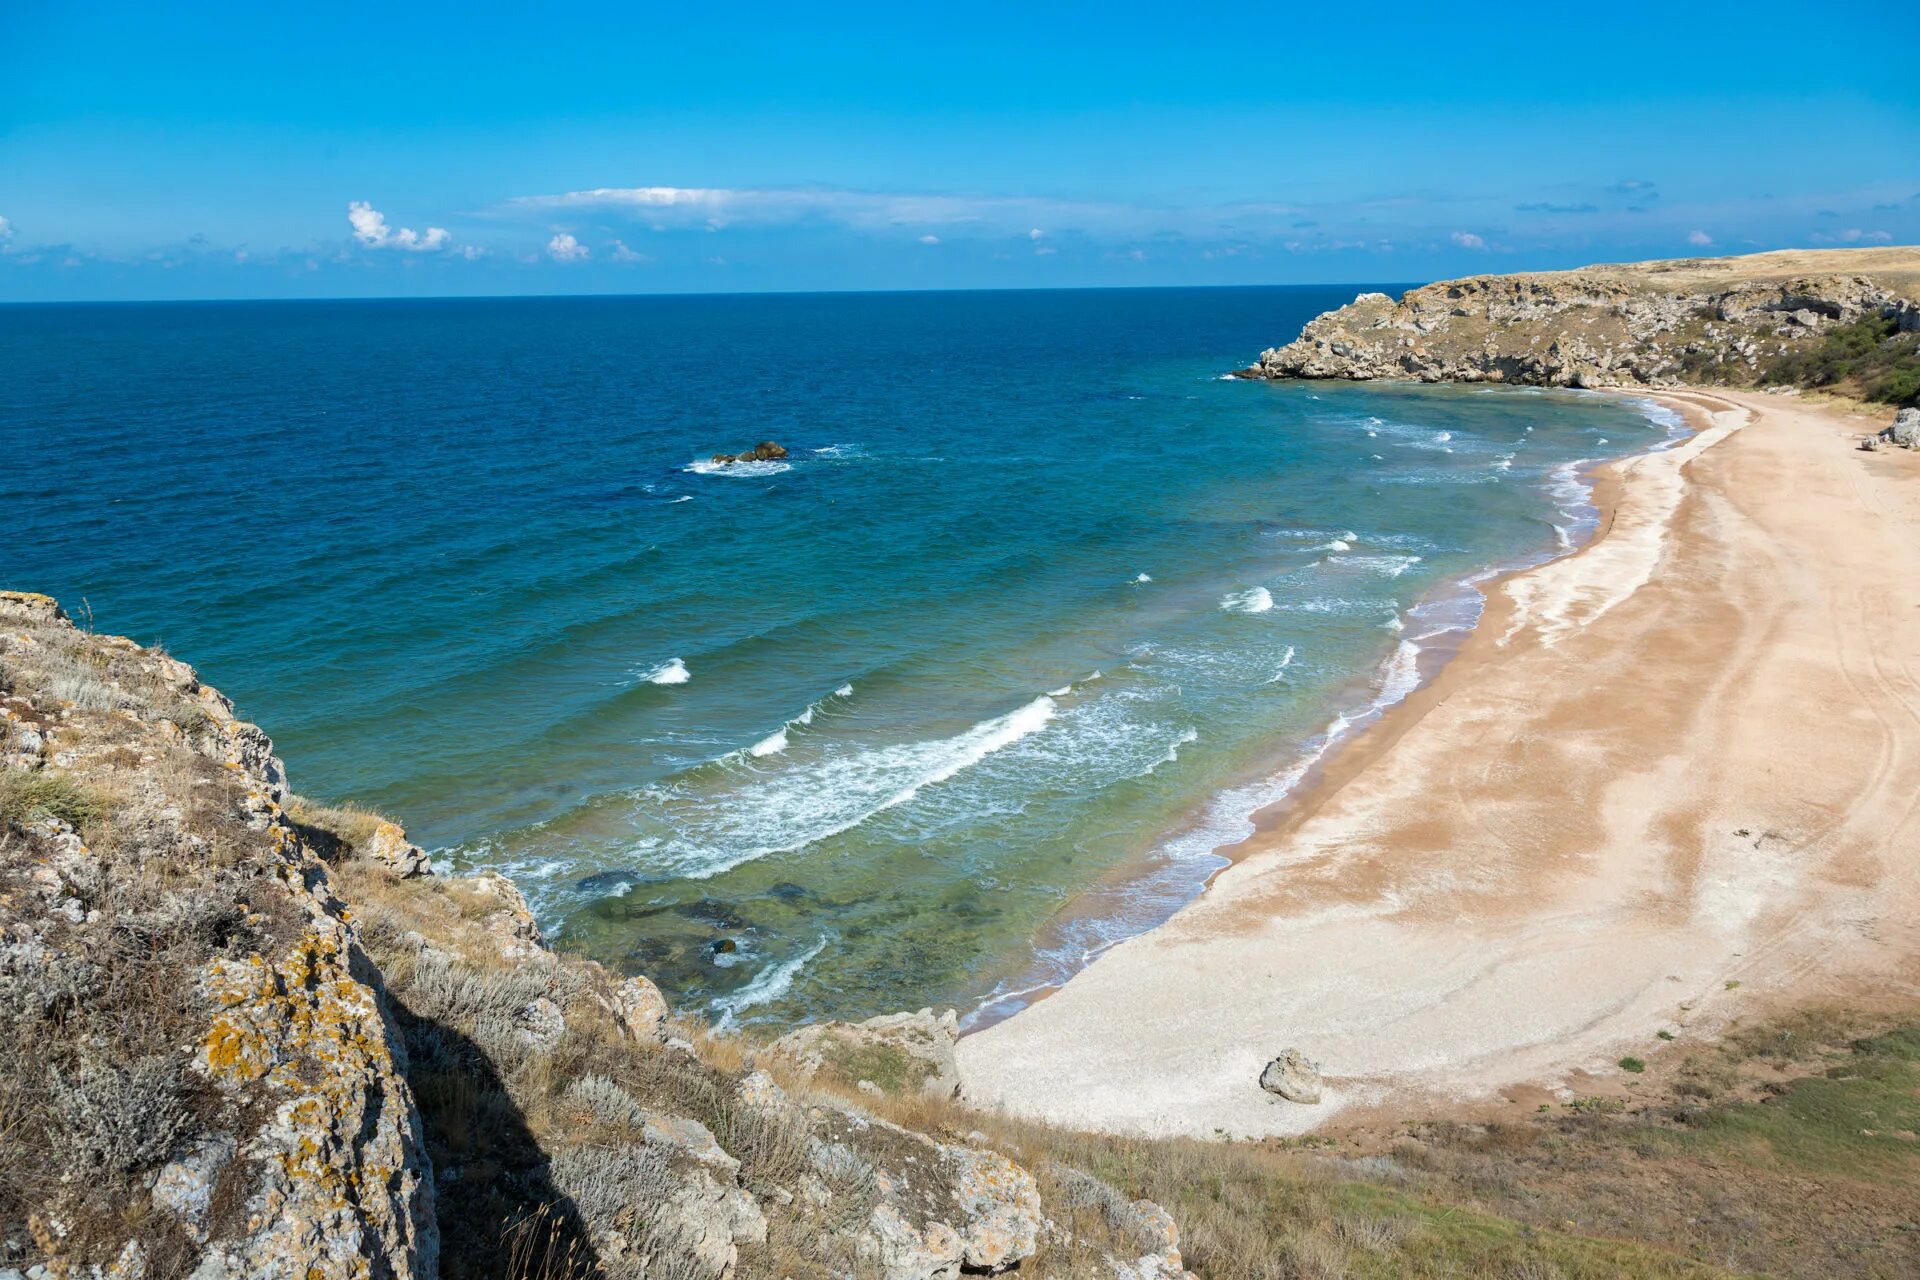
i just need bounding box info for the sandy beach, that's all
[957,388,1920,1138]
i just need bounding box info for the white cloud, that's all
[348,201,451,252]
[1450,231,1486,249]
[1028,227,1046,241]
[547,232,589,262]
[609,239,649,263]
[0,215,12,243]
[504,185,1129,238]
[1033,245,1057,257]
[1686,229,1713,246]
[917,234,940,245]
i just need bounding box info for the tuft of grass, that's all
[1619,1057,1647,1074]
[0,771,111,831]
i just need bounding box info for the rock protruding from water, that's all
[710,440,789,465]
[1259,1048,1323,1104]
[771,1006,962,1097]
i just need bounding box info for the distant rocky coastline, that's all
[1242,245,1920,401]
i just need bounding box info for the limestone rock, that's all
[1259,1048,1323,1104]
[811,1104,1043,1278]
[1887,406,1920,447]
[0,593,439,1280]
[449,869,548,958]
[607,972,671,1041]
[364,818,433,878]
[771,1006,961,1097]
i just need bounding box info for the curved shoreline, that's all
[962,389,1687,1033]
[956,387,1920,1137]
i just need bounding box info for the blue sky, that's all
[3,1,1916,300]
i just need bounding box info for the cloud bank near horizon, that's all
[1,179,1915,299]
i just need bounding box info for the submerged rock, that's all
[1259,1048,1323,1104]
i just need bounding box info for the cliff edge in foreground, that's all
[0,590,1191,1280]
[1251,245,1920,400]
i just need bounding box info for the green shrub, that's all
[1762,314,1920,405]
[1620,1056,1647,1074]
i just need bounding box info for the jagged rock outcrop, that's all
[3,588,1192,1280]
[1248,246,1920,390]
[0,591,437,1280]
[770,1006,962,1097]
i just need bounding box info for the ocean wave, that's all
[1263,645,1297,684]
[711,934,829,1027]
[738,683,856,759]
[811,444,865,459]
[686,458,793,477]
[669,494,694,503]
[1132,572,1153,583]
[1221,586,1275,614]
[636,658,690,685]
[642,693,1058,879]
[1326,553,1421,578]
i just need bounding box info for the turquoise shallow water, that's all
[0,288,1677,1026]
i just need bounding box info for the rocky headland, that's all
[1246,245,1920,401]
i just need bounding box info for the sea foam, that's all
[1222,586,1275,614]
[638,658,690,685]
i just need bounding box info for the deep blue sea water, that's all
[0,288,1678,1026]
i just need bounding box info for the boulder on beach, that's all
[1259,1048,1323,1104]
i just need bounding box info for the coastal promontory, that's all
[1249,245,1920,400]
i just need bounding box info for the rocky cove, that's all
[0,590,1193,1280]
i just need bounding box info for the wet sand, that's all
[957,389,1920,1137]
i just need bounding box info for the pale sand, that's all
[956,390,1920,1138]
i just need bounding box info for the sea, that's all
[0,286,1682,1028]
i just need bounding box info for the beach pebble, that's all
[1259,1048,1323,1104]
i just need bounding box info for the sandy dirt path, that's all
[956,390,1920,1137]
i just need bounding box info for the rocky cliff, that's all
[1249,246,1920,394]
[0,591,1190,1280]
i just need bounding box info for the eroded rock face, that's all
[1250,253,1919,391]
[809,1102,1044,1279]
[0,591,438,1280]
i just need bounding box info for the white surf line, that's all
[1500,398,1747,648]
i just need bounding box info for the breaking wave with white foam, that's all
[637,658,690,685]
[1222,586,1275,614]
